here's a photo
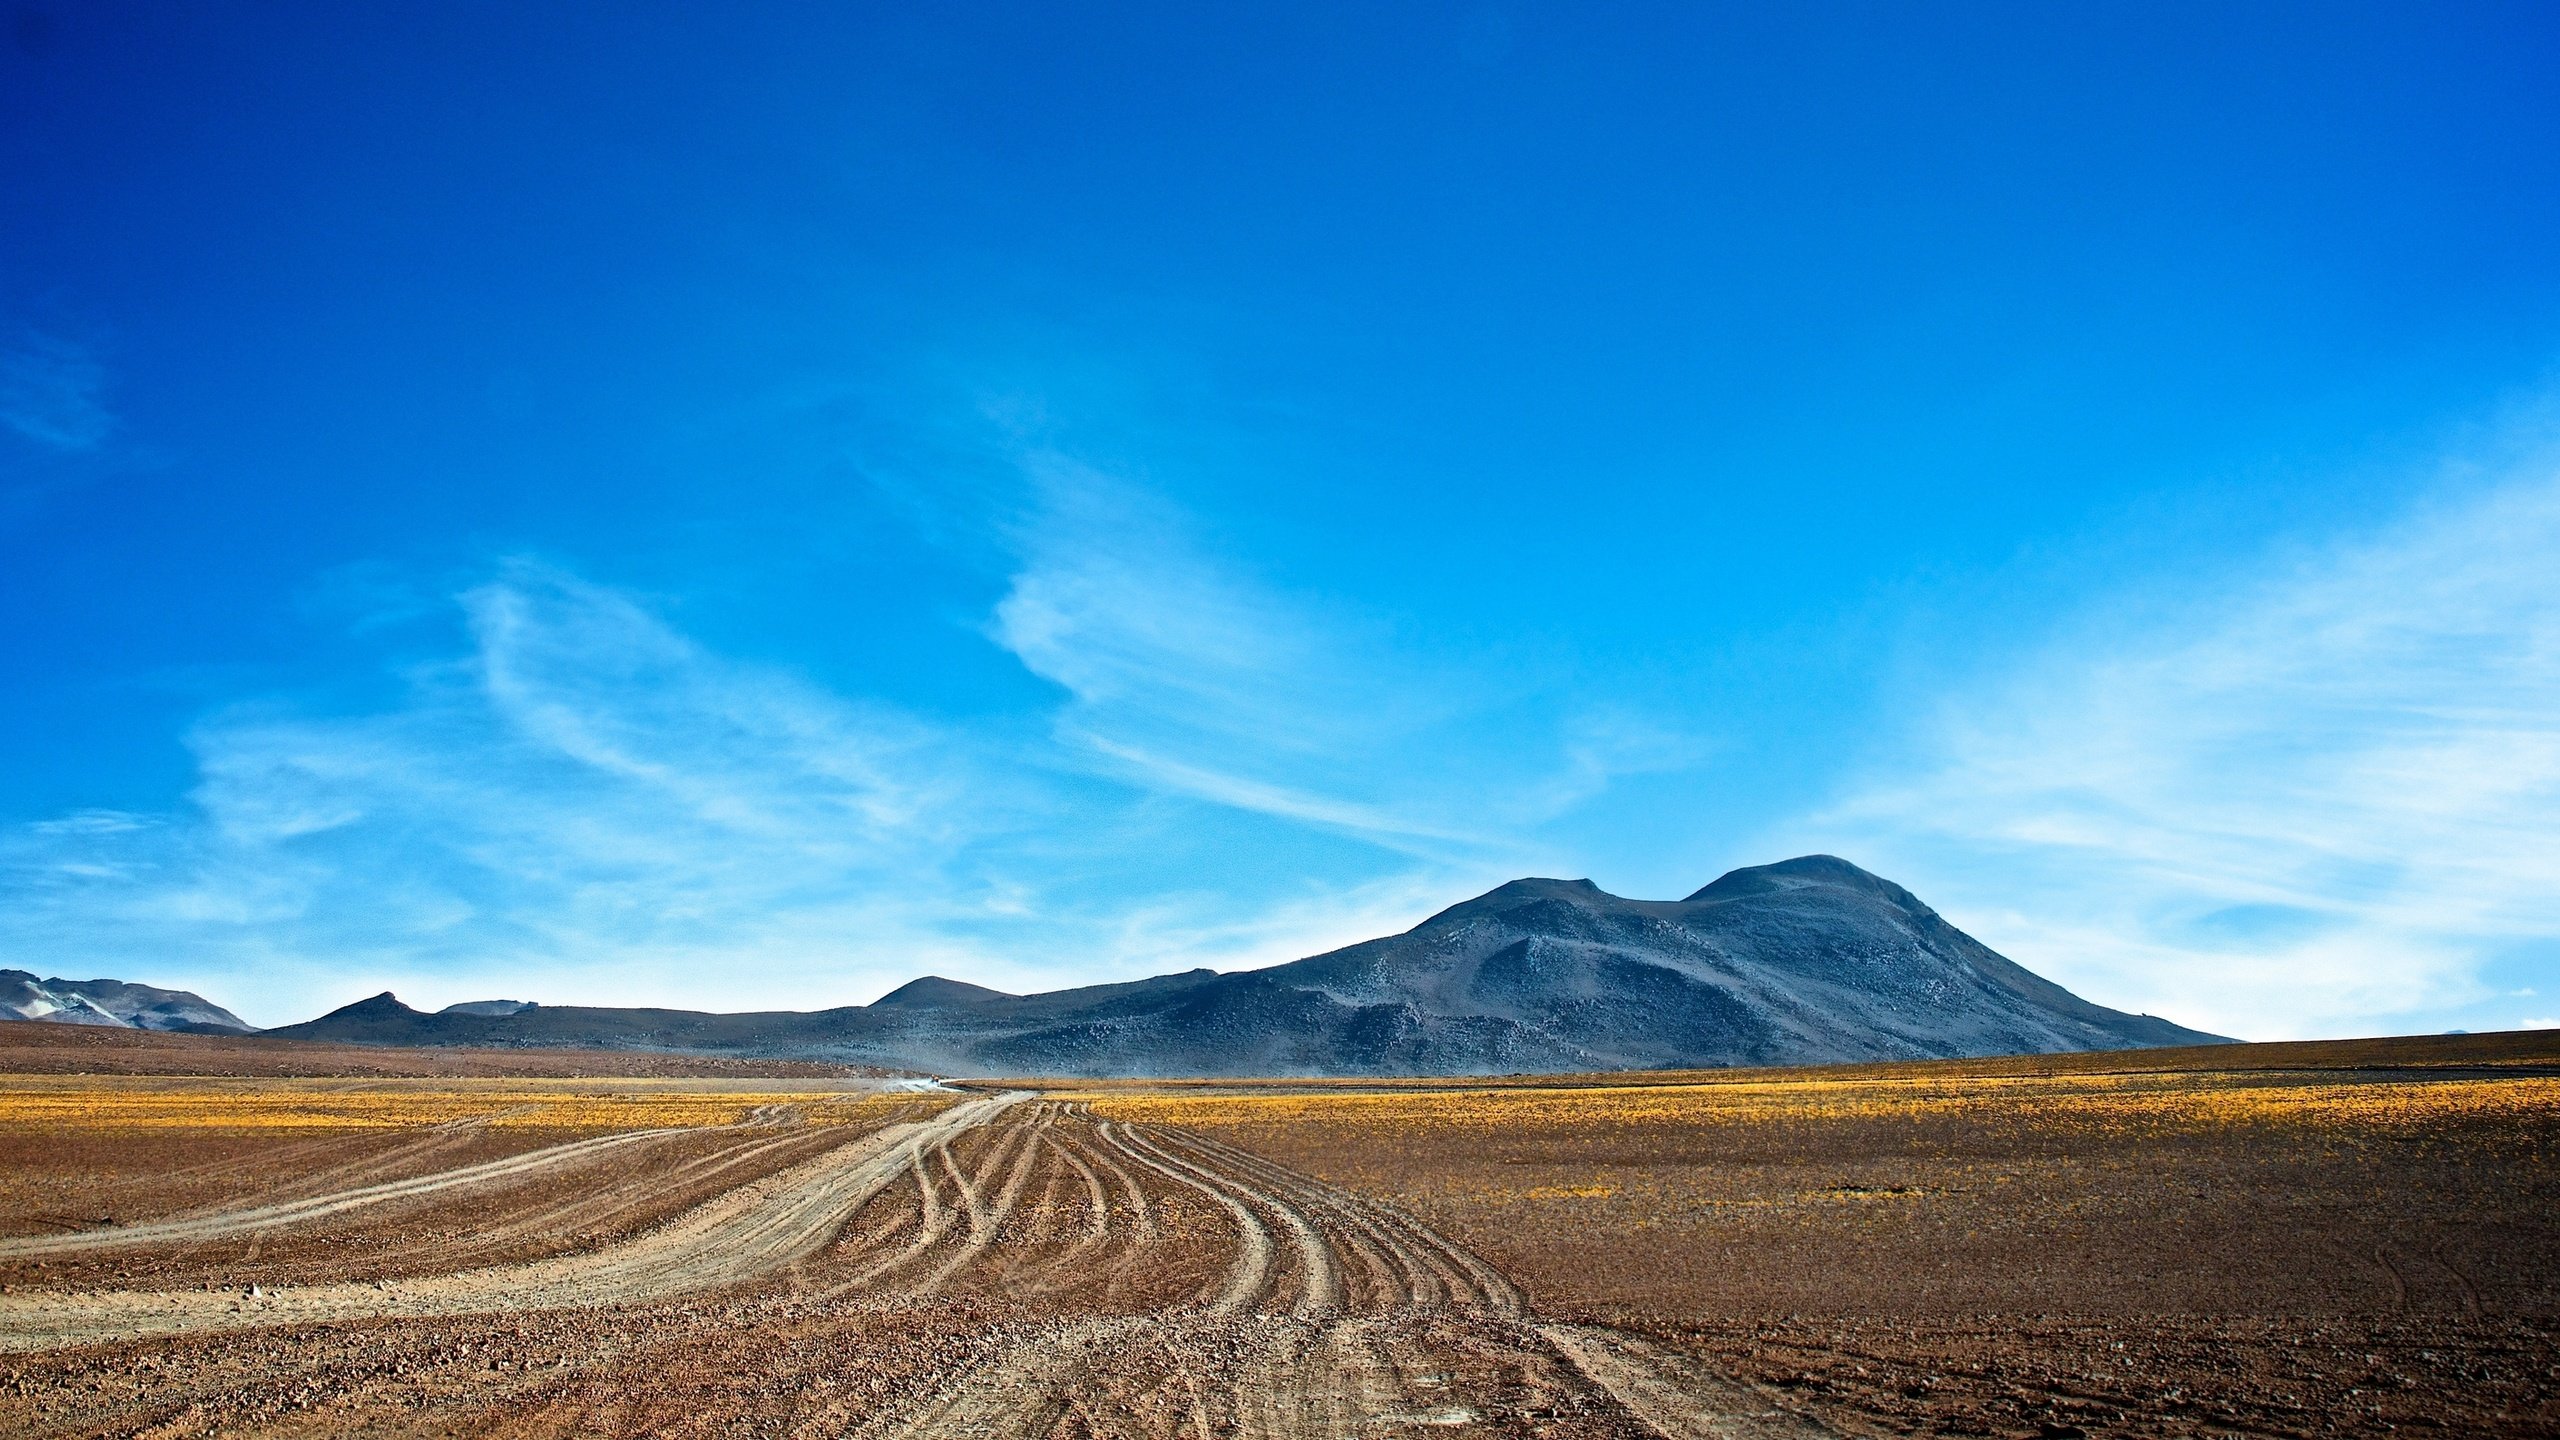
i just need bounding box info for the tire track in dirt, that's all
[909,1136,949,1248]
[8,1096,1836,1438]
[855,1109,1835,1440]
[990,1121,1171,1308]
[914,1104,1050,1295]
[1049,1128,1112,1243]
[0,1126,695,1258]
[4,1108,554,1247]
[1199,1142,1814,1437]
[144,1114,495,1202]
[1170,1129,1517,1315]
[1079,1117,1157,1236]
[855,1116,1514,1439]
[1165,1131,1406,1308]
[1167,1128,1520,1314]
[1539,1323,1844,1439]
[824,1107,1041,1295]
[1100,1122,1292,1314]
[1141,1126,1342,1316]
[1058,1119,1175,1310]
[1145,1128,1368,1314]
[0,1093,1026,1352]
[856,1314,1159,1440]
[397,1125,853,1264]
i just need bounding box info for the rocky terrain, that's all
[266,856,2224,1075]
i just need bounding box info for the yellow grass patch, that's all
[1078,1071,2560,1141]
[0,1078,933,1133]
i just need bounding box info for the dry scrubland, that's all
[0,1027,2550,1438]
[0,1020,879,1078]
[0,1075,896,1132]
[1079,1032,2560,1437]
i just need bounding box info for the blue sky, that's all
[6,3,2560,1036]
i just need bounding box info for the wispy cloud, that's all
[985,449,1692,859]
[0,330,112,452]
[988,454,1432,797]
[0,537,1661,1025]
[0,561,1009,1022]
[2,414,1715,1024]
[1814,463,2560,1039]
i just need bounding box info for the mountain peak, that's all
[1418,876,1616,927]
[439,999,536,1017]
[1685,854,1907,905]
[1487,876,1607,900]
[330,991,419,1019]
[871,975,1015,1009]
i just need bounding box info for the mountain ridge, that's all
[0,970,255,1034]
[260,856,2226,1074]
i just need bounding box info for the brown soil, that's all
[1038,1027,2560,1094]
[1103,1033,2560,1438]
[0,1117,949,1291]
[0,1031,2551,1438]
[0,1020,890,1078]
[0,1091,1710,1439]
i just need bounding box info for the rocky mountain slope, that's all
[271,856,2224,1074]
[0,970,255,1034]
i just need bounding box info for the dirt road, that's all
[0,1092,1830,1438]
[0,1092,1019,1350]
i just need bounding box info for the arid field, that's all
[1080,1034,2560,1437]
[0,1027,2552,1438]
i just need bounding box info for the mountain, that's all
[438,999,538,1016]
[0,970,256,1034]
[272,856,2226,1074]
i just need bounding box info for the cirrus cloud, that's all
[1812,460,2560,1039]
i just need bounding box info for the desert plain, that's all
[0,1024,2552,1438]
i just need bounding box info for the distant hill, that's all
[438,999,537,1017]
[0,970,255,1034]
[270,856,2226,1074]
